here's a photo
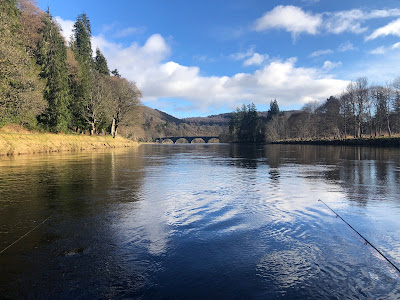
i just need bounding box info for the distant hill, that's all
[130,106,299,142]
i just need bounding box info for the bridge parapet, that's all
[155,136,220,144]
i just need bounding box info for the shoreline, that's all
[0,127,138,156]
[270,137,400,147]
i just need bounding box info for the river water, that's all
[0,144,399,299]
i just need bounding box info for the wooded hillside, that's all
[0,0,141,138]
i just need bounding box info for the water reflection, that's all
[0,144,399,298]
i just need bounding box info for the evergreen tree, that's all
[111,69,121,77]
[37,11,70,132]
[70,12,94,131]
[229,103,261,143]
[94,48,109,75]
[267,99,280,121]
[72,13,92,66]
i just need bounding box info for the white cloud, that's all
[366,18,400,40]
[252,6,400,40]
[114,27,145,38]
[57,17,348,113]
[322,61,342,71]
[325,9,400,35]
[392,42,400,49]
[253,5,322,38]
[324,9,368,34]
[369,46,386,55]
[337,41,356,52]
[230,47,255,61]
[309,49,334,57]
[55,16,75,43]
[243,53,269,67]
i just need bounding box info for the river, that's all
[0,144,399,299]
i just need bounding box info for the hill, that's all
[131,106,299,142]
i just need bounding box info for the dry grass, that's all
[0,125,138,156]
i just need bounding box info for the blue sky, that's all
[37,0,400,118]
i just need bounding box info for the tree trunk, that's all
[90,123,95,135]
[387,113,392,137]
[111,118,116,137]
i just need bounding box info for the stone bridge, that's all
[155,136,220,144]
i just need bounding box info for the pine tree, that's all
[37,11,70,132]
[94,48,109,75]
[70,12,94,131]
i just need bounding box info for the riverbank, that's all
[0,125,138,156]
[271,136,400,147]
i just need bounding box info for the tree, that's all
[0,0,46,127]
[94,47,109,75]
[84,72,112,135]
[111,69,121,77]
[70,12,94,132]
[354,77,369,137]
[109,77,142,137]
[316,96,341,138]
[17,0,44,57]
[267,99,280,121]
[229,103,262,143]
[36,11,70,132]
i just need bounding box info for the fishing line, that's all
[0,215,52,255]
[318,199,400,275]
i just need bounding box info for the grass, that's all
[0,125,138,156]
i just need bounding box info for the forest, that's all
[0,0,141,138]
[229,77,400,143]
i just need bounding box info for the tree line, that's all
[0,0,141,137]
[229,77,400,143]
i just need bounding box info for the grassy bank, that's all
[0,125,138,156]
[271,136,400,147]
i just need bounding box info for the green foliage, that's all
[229,103,263,143]
[0,0,46,127]
[94,48,109,75]
[267,99,280,120]
[37,12,71,132]
[111,69,121,77]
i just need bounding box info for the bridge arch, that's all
[207,138,220,143]
[175,138,189,144]
[191,138,206,143]
[161,138,174,144]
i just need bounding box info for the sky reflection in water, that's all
[0,144,399,298]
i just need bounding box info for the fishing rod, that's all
[318,199,400,275]
[0,215,52,255]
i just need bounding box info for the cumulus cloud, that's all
[366,18,400,40]
[57,17,348,113]
[253,5,322,38]
[322,61,342,71]
[309,49,334,57]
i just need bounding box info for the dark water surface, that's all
[1,144,400,299]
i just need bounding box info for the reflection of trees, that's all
[0,147,145,238]
[229,144,263,169]
[227,144,400,207]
